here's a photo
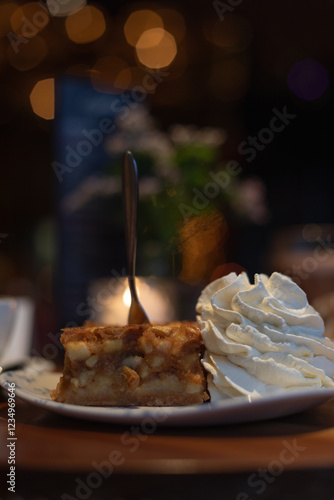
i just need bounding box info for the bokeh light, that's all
[10,2,50,38]
[204,15,252,52]
[90,55,132,94]
[0,2,18,36]
[178,212,228,285]
[287,59,330,101]
[128,65,153,89]
[7,34,47,70]
[302,224,323,242]
[124,10,163,47]
[65,5,106,44]
[136,28,177,69]
[30,78,55,120]
[46,0,87,17]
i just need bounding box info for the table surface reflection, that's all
[1,389,334,499]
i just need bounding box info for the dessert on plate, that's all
[51,321,209,406]
[51,271,334,407]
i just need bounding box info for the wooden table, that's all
[1,389,334,500]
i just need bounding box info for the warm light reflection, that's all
[114,68,132,90]
[178,212,228,285]
[90,55,132,94]
[0,2,18,37]
[65,5,106,44]
[7,35,47,70]
[122,287,131,307]
[89,278,176,325]
[30,78,55,119]
[10,2,50,38]
[46,0,87,17]
[136,28,177,69]
[124,10,163,47]
[136,27,164,49]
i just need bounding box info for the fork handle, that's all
[122,150,139,298]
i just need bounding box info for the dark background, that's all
[1,0,334,347]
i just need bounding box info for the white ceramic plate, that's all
[1,369,334,427]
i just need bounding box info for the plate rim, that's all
[1,369,334,427]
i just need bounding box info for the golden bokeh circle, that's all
[30,78,55,120]
[124,10,163,47]
[10,2,50,39]
[65,5,106,44]
[91,55,132,94]
[7,34,48,71]
[136,28,177,69]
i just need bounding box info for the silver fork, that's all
[122,151,150,325]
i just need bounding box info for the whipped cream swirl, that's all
[196,272,334,400]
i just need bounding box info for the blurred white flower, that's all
[105,105,174,174]
[61,175,121,213]
[105,106,228,180]
[169,124,227,146]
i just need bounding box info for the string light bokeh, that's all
[0,1,259,123]
[1,0,334,338]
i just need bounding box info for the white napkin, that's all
[0,297,34,369]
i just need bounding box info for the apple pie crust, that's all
[51,322,209,406]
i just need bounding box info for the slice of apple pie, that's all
[51,322,208,406]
